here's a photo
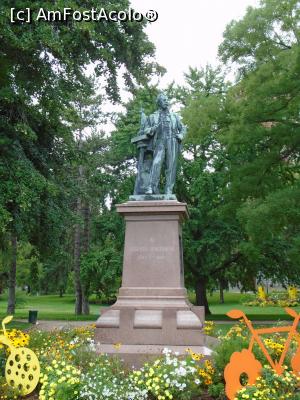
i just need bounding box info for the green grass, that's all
[0,292,102,321]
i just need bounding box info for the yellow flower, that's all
[257,286,267,300]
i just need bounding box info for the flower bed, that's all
[1,320,300,399]
[244,286,300,307]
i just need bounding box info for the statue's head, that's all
[156,92,169,110]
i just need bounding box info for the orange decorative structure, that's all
[224,308,300,400]
[0,316,40,396]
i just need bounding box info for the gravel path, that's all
[17,319,95,331]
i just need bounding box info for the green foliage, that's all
[14,242,41,293]
[0,376,21,399]
[0,348,5,376]
[0,0,160,308]
[207,382,226,399]
[213,336,249,380]
[174,0,300,311]
[110,86,159,166]
[219,0,299,69]
[39,252,71,295]
[80,235,122,302]
[217,0,300,285]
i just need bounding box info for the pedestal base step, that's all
[95,343,214,368]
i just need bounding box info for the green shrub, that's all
[235,366,300,400]
[207,382,226,399]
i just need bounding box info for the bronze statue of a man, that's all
[132,93,186,196]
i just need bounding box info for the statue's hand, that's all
[144,127,153,137]
[176,133,183,142]
[145,125,158,137]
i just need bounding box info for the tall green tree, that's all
[176,0,300,315]
[218,0,300,285]
[0,0,160,313]
[175,66,251,314]
[73,130,110,314]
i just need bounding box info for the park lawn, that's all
[194,291,300,321]
[0,292,101,321]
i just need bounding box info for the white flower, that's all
[70,336,80,345]
[175,366,187,376]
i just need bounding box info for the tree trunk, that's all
[7,233,17,314]
[195,277,211,315]
[219,278,225,304]
[82,291,90,314]
[81,201,90,315]
[74,195,82,315]
[82,202,90,253]
[74,130,90,315]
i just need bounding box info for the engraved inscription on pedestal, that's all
[133,246,175,262]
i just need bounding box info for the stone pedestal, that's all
[95,200,215,364]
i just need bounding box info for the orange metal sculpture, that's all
[224,308,300,399]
